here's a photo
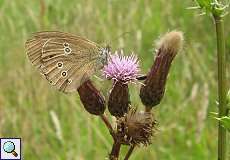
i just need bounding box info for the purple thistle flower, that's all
[104,50,140,117]
[103,51,140,83]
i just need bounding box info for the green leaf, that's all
[216,116,230,131]
[194,0,228,16]
[195,0,212,9]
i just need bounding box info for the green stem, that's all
[100,114,116,140]
[124,145,135,160]
[213,15,228,160]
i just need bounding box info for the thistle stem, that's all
[109,141,121,160]
[100,114,116,139]
[39,0,45,29]
[124,145,135,160]
[213,14,228,160]
[145,106,152,112]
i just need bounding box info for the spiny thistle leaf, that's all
[193,0,229,16]
[215,116,230,131]
[196,0,212,9]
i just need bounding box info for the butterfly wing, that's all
[25,31,104,93]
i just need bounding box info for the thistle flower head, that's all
[103,51,140,83]
[117,108,157,146]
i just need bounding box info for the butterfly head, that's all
[100,45,110,66]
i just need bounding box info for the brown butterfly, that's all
[25,31,110,93]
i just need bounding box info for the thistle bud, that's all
[140,31,183,110]
[78,80,105,115]
[116,108,157,146]
[108,81,130,117]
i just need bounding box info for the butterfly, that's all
[25,31,110,93]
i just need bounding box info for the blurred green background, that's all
[0,0,229,159]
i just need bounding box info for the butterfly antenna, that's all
[111,31,133,43]
[106,31,134,48]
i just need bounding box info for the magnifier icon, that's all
[3,141,18,157]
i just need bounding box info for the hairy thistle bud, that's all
[108,81,130,117]
[116,108,157,146]
[78,80,105,115]
[140,31,183,110]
